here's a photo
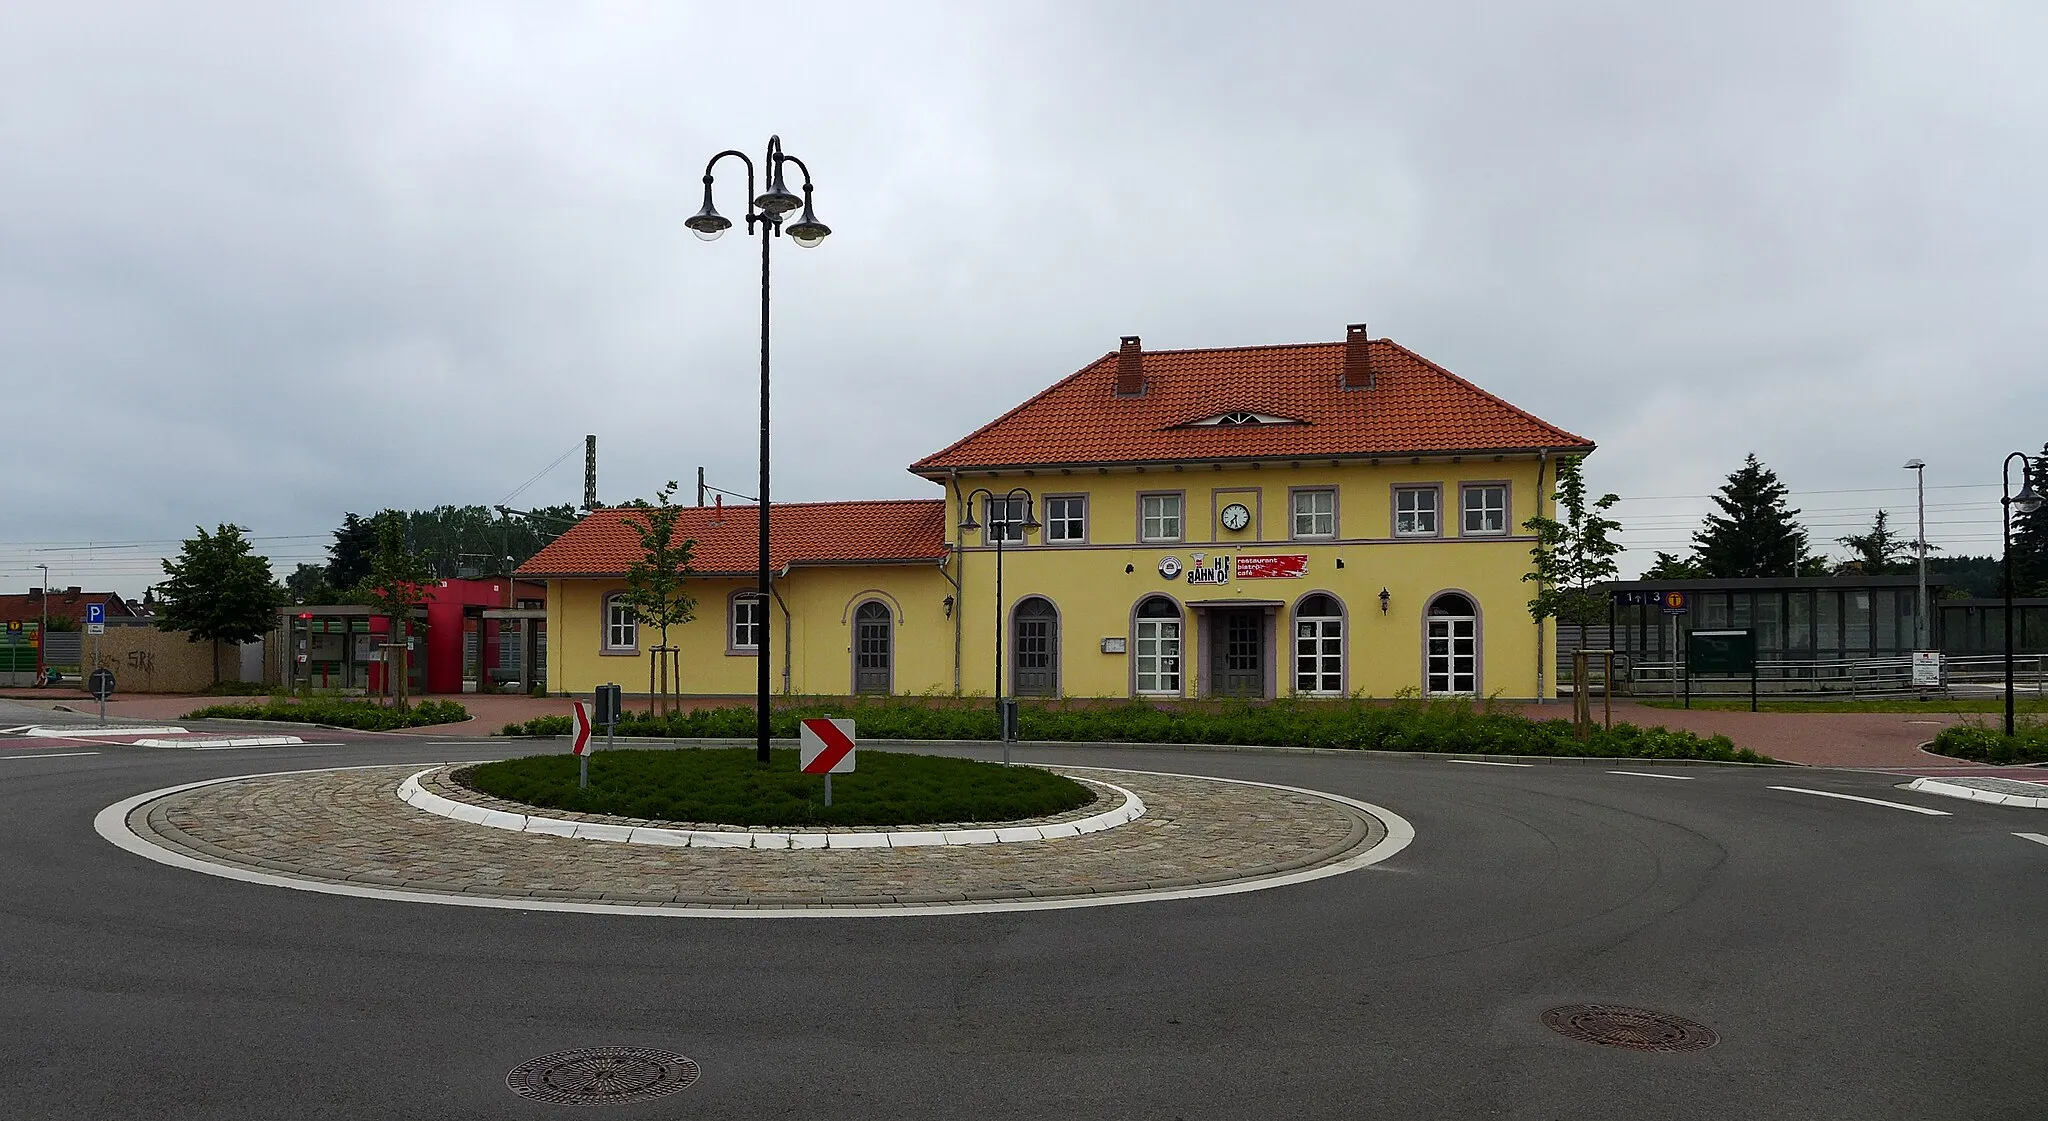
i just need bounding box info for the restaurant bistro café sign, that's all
[1156,553,1309,585]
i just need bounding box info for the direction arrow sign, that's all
[799,718,856,774]
[571,701,593,757]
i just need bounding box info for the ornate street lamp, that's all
[2001,448,2043,737]
[959,487,1039,764]
[687,136,831,765]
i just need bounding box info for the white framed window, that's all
[604,594,637,651]
[1045,495,1087,543]
[1462,485,1508,536]
[1140,493,1183,542]
[1134,597,1182,694]
[1294,593,1344,695]
[1394,486,1439,537]
[1292,489,1336,538]
[730,594,763,651]
[984,496,1027,544]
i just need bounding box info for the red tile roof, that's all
[910,335,1593,474]
[517,500,948,578]
[0,591,138,625]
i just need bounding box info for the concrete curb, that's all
[395,765,1147,849]
[487,733,1787,768]
[1905,776,2048,809]
[135,735,305,749]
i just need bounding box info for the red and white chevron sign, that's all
[799,718,856,774]
[571,701,593,757]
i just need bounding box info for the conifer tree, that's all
[2009,443,2048,597]
[1692,454,1820,578]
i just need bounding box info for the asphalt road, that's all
[3,699,2044,1120]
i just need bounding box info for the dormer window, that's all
[1185,411,1302,427]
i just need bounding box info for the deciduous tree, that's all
[1524,455,1625,655]
[156,524,287,685]
[620,482,697,714]
[351,512,435,709]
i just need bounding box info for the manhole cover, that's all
[1541,1005,1718,1052]
[507,1046,699,1106]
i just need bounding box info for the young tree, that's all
[620,482,698,714]
[1835,509,1920,575]
[327,512,378,590]
[156,524,287,685]
[1692,454,1821,578]
[1524,455,1625,671]
[350,512,435,709]
[1640,551,1704,580]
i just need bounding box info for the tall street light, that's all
[1903,458,1927,650]
[2000,449,2043,737]
[685,136,831,765]
[958,487,1038,764]
[34,563,49,684]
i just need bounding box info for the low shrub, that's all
[493,697,1771,762]
[182,698,469,731]
[464,747,1095,827]
[1930,719,2048,765]
[196,680,271,697]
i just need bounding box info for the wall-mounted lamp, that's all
[1378,588,1391,615]
[942,594,954,619]
[1335,558,1345,569]
[1125,563,1135,574]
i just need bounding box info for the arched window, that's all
[1013,596,1060,697]
[1425,592,1478,694]
[603,593,637,652]
[1133,596,1183,695]
[1294,593,1344,695]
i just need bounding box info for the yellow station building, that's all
[521,325,1594,701]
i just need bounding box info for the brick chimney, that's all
[1114,335,1145,397]
[1341,323,1373,390]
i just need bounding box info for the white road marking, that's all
[1608,770,1697,780]
[3,752,100,760]
[1,724,40,734]
[1767,786,1952,816]
[2015,833,2048,848]
[1448,759,1535,768]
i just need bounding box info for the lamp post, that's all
[1903,458,1927,650]
[958,487,1038,764]
[2000,449,2043,737]
[35,563,49,684]
[685,136,831,765]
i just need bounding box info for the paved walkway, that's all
[127,765,1384,909]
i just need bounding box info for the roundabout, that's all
[99,759,1411,915]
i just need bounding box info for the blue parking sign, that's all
[86,603,105,625]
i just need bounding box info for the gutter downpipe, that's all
[1534,448,1550,704]
[772,564,793,696]
[948,469,965,695]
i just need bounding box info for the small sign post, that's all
[571,701,593,789]
[799,717,856,807]
[1687,629,1758,712]
[88,667,115,723]
[1912,651,1943,689]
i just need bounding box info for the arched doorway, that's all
[1425,592,1478,695]
[1012,596,1059,697]
[1132,596,1183,696]
[1294,593,1344,695]
[854,601,893,695]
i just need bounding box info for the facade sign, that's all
[1186,555,1231,586]
[1659,591,1690,615]
[1912,651,1942,687]
[1157,556,1183,579]
[1236,554,1309,579]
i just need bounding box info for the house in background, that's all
[525,324,1594,701]
[278,576,547,694]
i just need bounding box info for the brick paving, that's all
[129,766,1383,908]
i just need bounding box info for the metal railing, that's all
[1619,654,2048,698]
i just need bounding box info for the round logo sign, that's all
[1157,556,1183,579]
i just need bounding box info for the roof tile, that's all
[517,500,947,578]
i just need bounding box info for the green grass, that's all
[463,747,1096,827]
[1930,719,2048,765]
[1638,697,2048,714]
[496,697,1774,763]
[182,698,468,731]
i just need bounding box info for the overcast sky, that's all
[3,1,2043,598]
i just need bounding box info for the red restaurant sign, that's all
[1235,554,1309,579]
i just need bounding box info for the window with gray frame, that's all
[731,594,763,650]
[1394,487,1438,536]
[1140,494,1183,542]
[1045,496,1086,542]
[1461,485,1507,535]
[984,496,1027,544]
[1292,489,1335,538]
[604,595,636,650]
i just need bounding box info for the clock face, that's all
[1220,503,1251,531]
